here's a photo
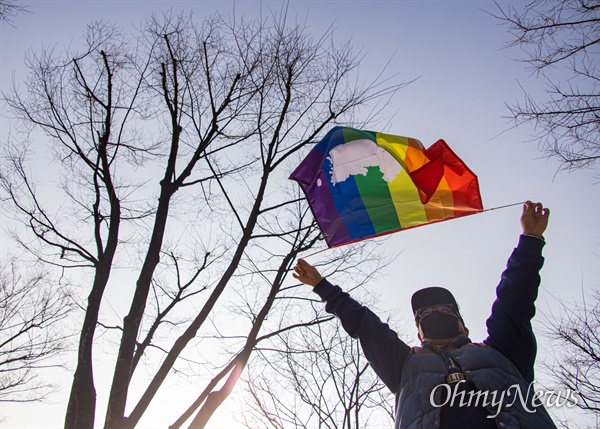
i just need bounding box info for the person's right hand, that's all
[293,259,323,287]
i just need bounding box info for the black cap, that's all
[411,287,459,314]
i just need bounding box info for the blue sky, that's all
[1,1,598,428]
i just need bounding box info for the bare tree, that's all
[168,237,396,429]
[0,257,70,402]
[2,7,406,429]
[543,290,600,423]
[241,286,395,429]
[493,0,600,171]
[0,0,28,23]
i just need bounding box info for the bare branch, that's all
[493,0,600,172]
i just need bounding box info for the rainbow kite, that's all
[290,126,483,247]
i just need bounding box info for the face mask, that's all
[419,312,459,339]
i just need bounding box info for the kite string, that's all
[300,201,527,260]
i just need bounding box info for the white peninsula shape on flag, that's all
[328,138,403,185]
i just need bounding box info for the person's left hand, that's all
[521,201,550,238]
[293,259,323,287]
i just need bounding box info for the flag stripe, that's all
[324,156,375,241]
[388,169,429,228]
[354,166,401,234]
[423,178,456,222]
[301,169,352,246]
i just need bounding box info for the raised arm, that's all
[294,259,411,393]
[484,201,550,383]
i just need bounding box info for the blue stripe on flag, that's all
[323,155,375,241]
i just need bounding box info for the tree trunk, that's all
[64,263,114,429]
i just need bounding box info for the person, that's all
[293,201,557,429]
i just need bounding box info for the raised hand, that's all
[293,258,323,287]
[521,201,550,238]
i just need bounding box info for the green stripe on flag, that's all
[343,127,376,143]
[354,166,401,234]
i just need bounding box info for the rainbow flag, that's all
[290,126,483,247]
